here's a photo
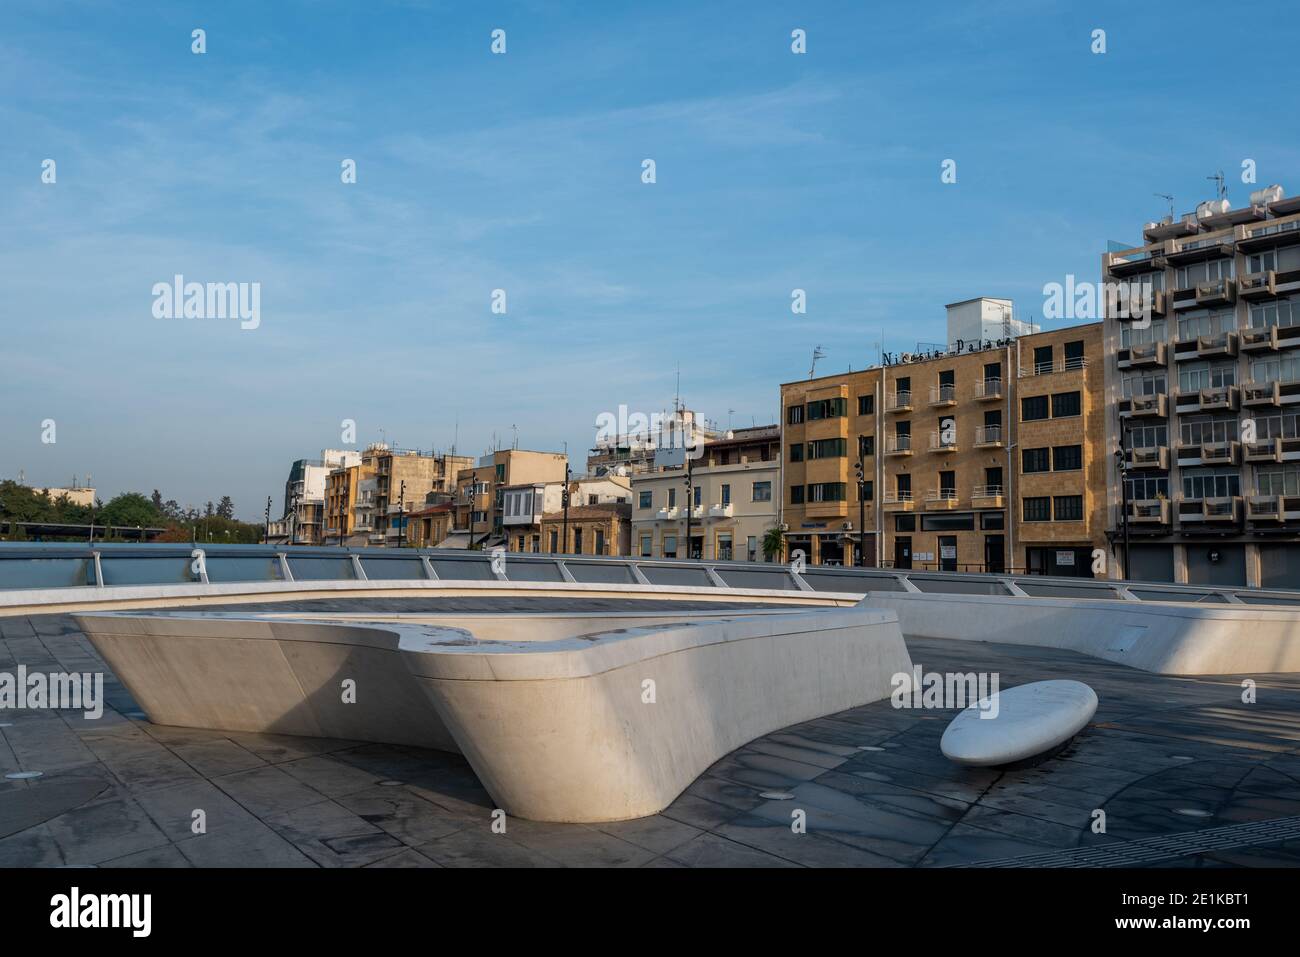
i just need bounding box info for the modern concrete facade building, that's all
[780,306,1105,574]
[1103,184,1300,587]
[280,449,360,545]
[631,426,781,561]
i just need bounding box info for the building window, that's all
[1023,497,1051,522]
[721,484,731,506]
[789,443,804,462]
[662,535,677,558]
[858,435,875,457]
[808,438,847,459]
[1052,445,1082,471]
[549,530,558,552]
[1021,395,1049,421]
[495,464,505,482]
[717,533,733,561]
[747,535,758,561]
[752,481,772,502]
[807,397,848,420]
[693,485,702,507]
[787,405,804,425]
[668,487,676,508]
[1022,448,1050,473]
[1053,496,1083,521]
[859,480,874,502]
[790,485,805,505]
[807,482,847,502]
[858,395,874,415]
[640,534,652,557]
[595,529,606,555]
[638,490,653,509]
[1051,391,1081,417]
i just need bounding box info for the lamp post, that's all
[1115,436,1131,580]
[854,435,868,567]
[264,496,272,545]
[561,466,572,554]
[684,457,694,560]
[396,480,406,548]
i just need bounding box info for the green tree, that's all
[216,496,235,520]
[98,492,163,529]
[762,524,785,561]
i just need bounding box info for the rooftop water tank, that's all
[1196,198,1230,219]
[1250,184,1284,207]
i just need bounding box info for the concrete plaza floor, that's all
[3,598,1300,868]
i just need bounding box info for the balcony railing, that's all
[1126,393,1167,417]
[885,391,913,413]
[1242,380,1282,407]
[1129,445,1168,470]
[971,485,1003,506]
[928,431,958,452]
[884,434,912,455]
[974,425,1003,447]
[925,489,959,509]
[1130,499,1170,523]
[929,384,956,407]
[975,377,1002,400]
[882,490,914,511]
[1020,357,1087,377]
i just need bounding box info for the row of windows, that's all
[637,481,772,509]
[1023,495,1083,522]
[790,481,867,504]
[788,375,1083,425]
[1021,391,1082,420]
[1022,445,1082,473]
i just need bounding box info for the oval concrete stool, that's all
[940,679,1098,767]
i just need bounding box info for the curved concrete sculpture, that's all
[940,679,1098,767]
[75,603,911,822]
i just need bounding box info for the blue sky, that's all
[2,0,1298,519]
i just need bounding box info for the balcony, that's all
[708,503,734,519]
[1020,357,1088,377]
[1240,217,1300,254]
[885,391,913,413]
[1129,445,1169,470]
[973,425,1003,448]
[655,507,679,520]
[1198,386,1239,412]
[1247,495,1283,523]
[884,434,913,457]
[1242,380,1281,407]
[1191,331,1238,360]
[971,485,1004,508]
[975,378,1002,401]
[1168,234,1235,265]
[1120,341,1166,369]
[928,384,957,408]
[1125,393,1167,418]
[1240,270,1278,300]
[882,490,914,512]
[1200,440,1239,466]
[1245,438,1283,464]
[1240,325,1280,352]
[1108,246,1167,277]
[928,431,958,453]
[925,489,959,510]
[1130,499,1170,524]
[1113,286,1167,321]
[1195,278,1237,307]
[1202,497,1240,523]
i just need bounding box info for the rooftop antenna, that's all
[511,424,518,450]
[674,364,681,414]
[1207,170,1226,202]
[809,345,826,379]
[1154,192,1174,219]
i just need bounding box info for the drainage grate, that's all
[955,815,1300,868]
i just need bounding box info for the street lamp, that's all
[561,466,572,554]
[854,435,868,567]
[683,458,695,560]
[1114,435,1131,580]
[396,480,406,548]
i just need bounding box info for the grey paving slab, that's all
[211,765,328,818]
[265,799,406,868]
[43,795,171,865]
[133,779,262,841]
[335,784,465,845]
[175,819,317,868]
[417,827,559,867]
[665,832,800,868]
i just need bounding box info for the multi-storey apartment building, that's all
[371,447,473,546]
[587,406,722,477]
[631,426,781,561]
[503,475,631,553]
[450,449,569,548]
[538,503,633,556]
[780,303,1105,574]
[279,449,360,545]
[1103,185,1300,587]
